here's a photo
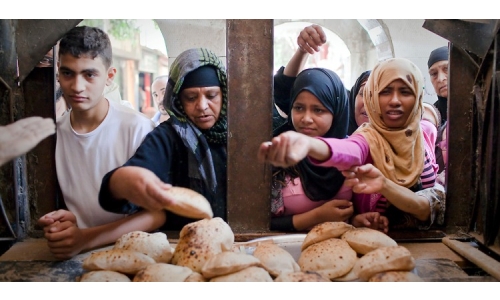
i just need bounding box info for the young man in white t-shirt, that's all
[37,26,165,259]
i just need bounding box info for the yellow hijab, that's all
[355,58,424,188]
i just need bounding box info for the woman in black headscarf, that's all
[271,68,353,232]
[99,48,228,230]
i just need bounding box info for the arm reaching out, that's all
[342,164,431,221]
[351,212,389,233]
[257,131,331,168]
[108,166,174,211]
[297,24,327,55]
[292,199,353,231]
[0,117,55,166]
[283,24,328,77]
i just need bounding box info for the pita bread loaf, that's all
[252,242,300,277]
[162,186,213,219]
[114,231,174,263]
[184,272,207,282]
[79,270,131,282]
[133,263,193,282]
[274,271,330,282]
[341,227,397,255]
[82,249,155,275]
[332,256,360,282]
[201,251,262,279]
[301,222,354,251]
[368,271,423,282]
[353,246,416,281]
[172,217,235,273]
[298,238,357,280]
[209,266,273,282]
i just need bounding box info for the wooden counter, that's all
[0,238,497,282]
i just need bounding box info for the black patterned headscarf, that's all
[274,68,350,202]
[162,48,228,193]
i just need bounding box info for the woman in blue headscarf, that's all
[271,68,353,232]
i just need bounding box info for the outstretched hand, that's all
[342,163,386,195]
[351,212,389,233]
[257,131,313,168]
[297,24,327,54]
[0,117,55,166]
[110,166,175,211]
[316,199,354,223]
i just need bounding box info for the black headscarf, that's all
[347,70,371,135]
[274,68,350,201]
[428,46,449,126]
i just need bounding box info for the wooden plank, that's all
[415,258,469,280]
[442,236,500,281]
[469,232,500,258]
[399,242,468,267]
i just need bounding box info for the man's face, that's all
[429,60,448,98]
[152,77,168,114]
[58,53,114,113]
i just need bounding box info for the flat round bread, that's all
[252,242,300,277]
[79,270,131,282]
[209,266,273,282]
[82,249,155,275]
[353,246,416,281]
[184,272,207,282]
[274,271,330,282]
[201,251,262,279]
[133,263,193,282]
[163,186,213,219]
[332,256,360,282]
[368,271,423,282]
[301,222,354,251]
[114,231,173,263]
[341,227,397,255]
[172,217,235,273]
[298,238,357,280]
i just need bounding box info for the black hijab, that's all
[347,70,371,135]
[274,68,350,201]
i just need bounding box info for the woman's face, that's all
[291,90,333,137]
[355,81,369,126]
[152,77,168,113]
[378,79,416,129]
[429,60,448,98]
[180,86,222,130]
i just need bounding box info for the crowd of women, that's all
[101,24,447,235]
[2,24,449,259]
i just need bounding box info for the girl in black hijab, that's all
[271,68,353,231]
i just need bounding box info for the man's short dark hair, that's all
[59,26,112,68]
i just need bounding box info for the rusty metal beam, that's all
[423,19,500,59]
[445,44,478,230]
[22,67,58,237]
[226,20,273,235]
[16,19,82,83]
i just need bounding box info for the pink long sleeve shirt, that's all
[309,120,438,214]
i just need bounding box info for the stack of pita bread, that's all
[297,222,422,282]
[78,214,422,282]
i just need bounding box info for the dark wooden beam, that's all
[226,20,273,235]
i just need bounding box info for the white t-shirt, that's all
[55,99,155,228]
